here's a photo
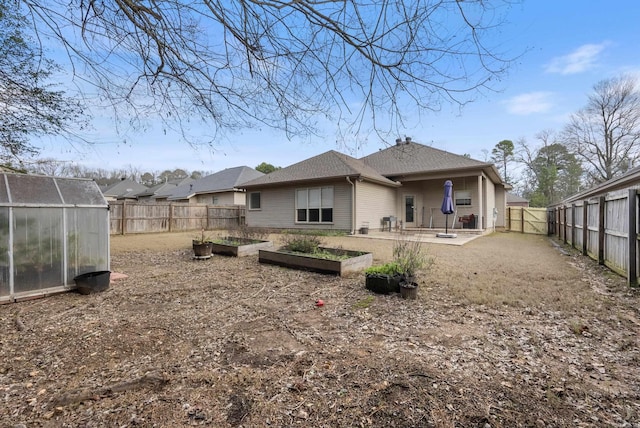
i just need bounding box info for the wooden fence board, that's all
[507,207,547,234]
[108,202,245,235]
[550,189,639,286]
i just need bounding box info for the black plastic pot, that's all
[74,271,111,295]
[365,273,403,294]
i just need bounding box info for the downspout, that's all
[346,176,356,235]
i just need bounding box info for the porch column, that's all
[477,175,484,230]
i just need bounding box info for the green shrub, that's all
[280,234,324,253]
[364,262,402,276]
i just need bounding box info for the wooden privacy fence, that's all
[549,189,639,286]
[109,202,245,235]
[506,207,548,234]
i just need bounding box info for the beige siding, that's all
[246,180,353,231]
[355,181,397,231]
[191,191,246,206]
[397,176,480,229]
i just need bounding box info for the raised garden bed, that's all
[210,237,274,257]
[259,247,372,276]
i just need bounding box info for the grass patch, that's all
[352,296,375,309]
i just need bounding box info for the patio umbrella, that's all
[440,180,455,234]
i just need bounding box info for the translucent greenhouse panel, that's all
[57,179,106,206]
[66,208,109,280]
[0,176,9,203]
[12,208,64,292]
[7,174,62,205]
[0,207,9,298]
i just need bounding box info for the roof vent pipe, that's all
[405,137,411,143]
[395,138,402,145]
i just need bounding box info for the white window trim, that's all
[455,190,472,206]
[248,191,261,210]
[295,186,334,224]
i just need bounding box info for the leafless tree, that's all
[562,75,640,183]
[20,0,517,146]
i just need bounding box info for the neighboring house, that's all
[167,166,264,205]
[241,138,510,233]
[555,164,640,205]
[136,177,194,203]
[506,192,530,207]
[101,178,148,201]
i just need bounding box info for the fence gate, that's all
[507,207,548,234]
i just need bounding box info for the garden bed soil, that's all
[211,237,273,257]
[1,231,639,427]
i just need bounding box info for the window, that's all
[212,196,219,205]
[296,187,333,223]
[249,192,261,210]
[455,191,471,206]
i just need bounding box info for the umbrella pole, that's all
[445,214,448,234]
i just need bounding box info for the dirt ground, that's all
[1,230,640,427]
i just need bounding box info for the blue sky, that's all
[37,1,640,175]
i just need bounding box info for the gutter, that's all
[346,176,356,235]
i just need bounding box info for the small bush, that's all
[227,224,269,241]
[364,262,403,276]
[280,234,324,253]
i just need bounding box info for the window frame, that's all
[454,190,472,206]
[295,186,334,224]
[248,191,261,210]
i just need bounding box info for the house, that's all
[240,138,510,233]
[101,178,148,201]
[506,192,530,207]
[167,166,264,205]
[136,177,195,203]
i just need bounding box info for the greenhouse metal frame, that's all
[0,173,110,303]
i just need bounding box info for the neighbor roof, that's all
[101,179,148,198]
[168,166,264,200]
[506,192,529,204]
[135,177,194,199]
[360,141,495,178]
[240,150,400,188]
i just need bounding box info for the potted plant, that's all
[364,262,404,294]
[365,236,432,298]
[192,229,213,259]
[393,237,432,299]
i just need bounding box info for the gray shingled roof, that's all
[506,192,529,203]
[360,141,490,176]
[101,179,148,198]
[168,166,264,200]
[139,178,194,199]
[240,150,400,188]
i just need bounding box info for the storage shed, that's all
[0,173,110,303]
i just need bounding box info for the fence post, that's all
[598,196,605,265]
[582,200,588,256]
[629,189,638,287]
[571,203,577,248]
[121,200,126,235]
[168,203,173,232]
[563,206,567,244]
[520,207,524,233]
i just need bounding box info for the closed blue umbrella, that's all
[441,180,454,234]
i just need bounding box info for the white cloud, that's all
[504,92,554,115]
[545,43,608,75]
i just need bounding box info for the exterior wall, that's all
[483,175,497,231]
[495,187,508,227]
[192,191,245,206]
[355,181,397,232]
[415,178,480,229]
[246,180,353,231]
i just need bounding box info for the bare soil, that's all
[1,231,640,427]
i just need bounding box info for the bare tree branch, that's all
[19,0,518,147]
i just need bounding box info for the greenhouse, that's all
[0,173,110,303]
